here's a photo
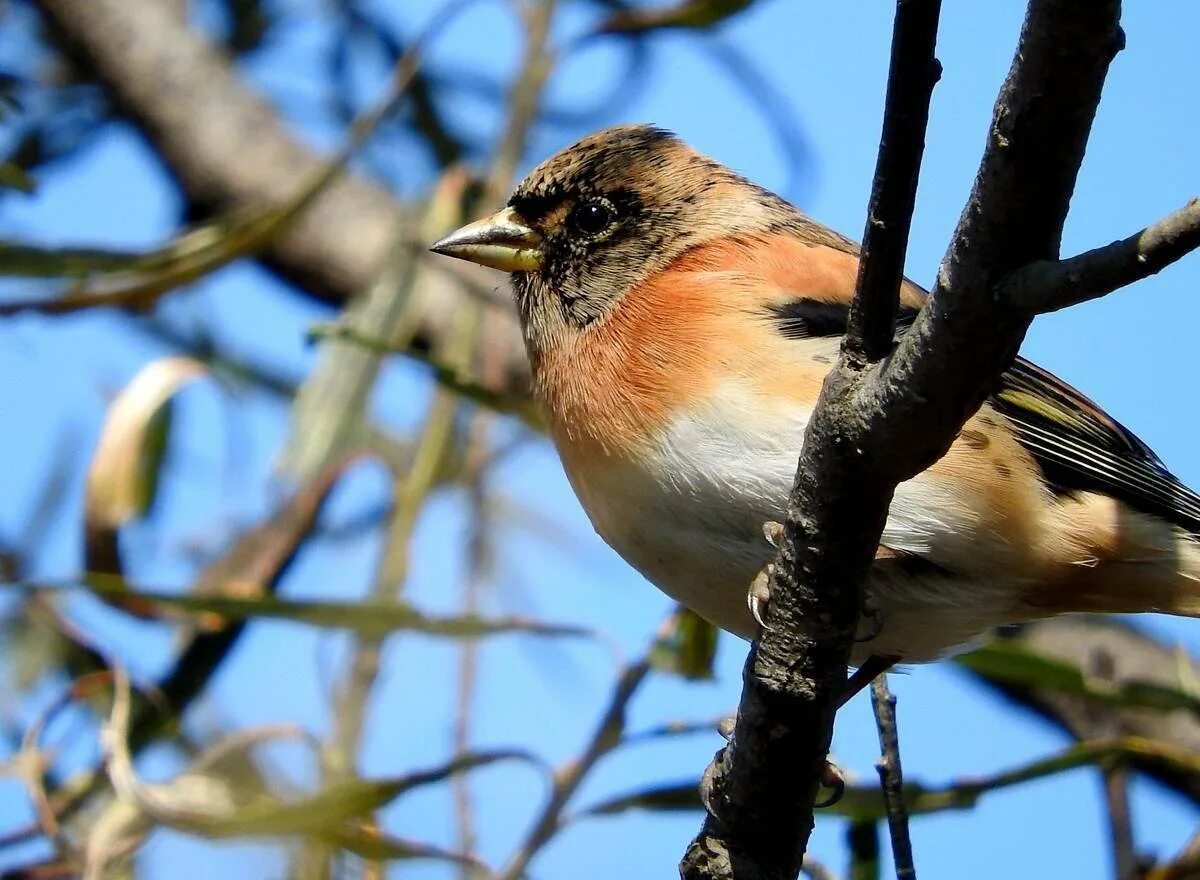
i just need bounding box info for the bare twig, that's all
[845,0,943,363]
[870,675,915,880]
[1084,645,1138,880]
[482,0,559,206]
[683,0,1144,876]
[1102,764,1137,880]
[452,412,493,877]
[497,658,652,880]
[1002,197,1200,314]
[679,4,943,876]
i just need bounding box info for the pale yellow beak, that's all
[429,206,543,272]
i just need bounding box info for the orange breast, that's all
[532,233,875,464]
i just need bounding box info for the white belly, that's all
[560,383,1028,663]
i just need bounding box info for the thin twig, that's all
[482,0,559,207]
[871,675,915,880]
[845,0,943,362]
[1002,197,1200,314]
[1085,645,1138,880]
[452,411,493,877]
[1103,764,1137,880]
[497,658,652,880]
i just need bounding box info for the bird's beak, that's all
[429,207,543,272]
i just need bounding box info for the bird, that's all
[430,123,1200,669]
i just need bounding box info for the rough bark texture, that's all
[681,2,944,877]
[682,2,1126,878]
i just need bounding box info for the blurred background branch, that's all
[1,0,1198,878]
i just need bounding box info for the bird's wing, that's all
[767,289,1200,535]
[992,356,1200,534]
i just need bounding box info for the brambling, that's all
[431,124,1200,666]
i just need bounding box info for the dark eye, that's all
[568,199,616,237]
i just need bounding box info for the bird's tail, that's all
[1065,528,1200,618]
[1161,531,1200,617]
[1042,498,1200,619]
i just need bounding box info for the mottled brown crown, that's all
[505,123,851,341]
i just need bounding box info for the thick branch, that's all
[684,2,1128,878]
[1002,197,1200,314]
[32,0,530,393]
[680,4,942,879]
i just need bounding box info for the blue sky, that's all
[2,1,1199,877]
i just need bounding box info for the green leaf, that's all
[324,823,485,867]
[0,241,143,278]
[176,750,532,838]
[579,781,702,818]
[649,606,718,680]
[14,577,594,641]
[956,640,1200,717]
[0,163,36,194]
[595,0,756,35]
[577,737,1200,823]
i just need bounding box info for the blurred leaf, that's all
[595,0,755,35]
[957,640,1200,717]
[577,737,1200,822]
[16,577,595,641]
[174,750,532,837]
[650,606,718,680]
[1,611,70,692]
[83,357,209,602]
[0,241,145,278]
[0,162,35,193]
[324,823,485,867]
[307,320,542,428]
[580,781,702,817]
[0,201,314,316]
[85,357,207,529]
[847,820,880,880]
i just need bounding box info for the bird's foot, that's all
[745,521,785,630]
[856,590,885,643]
[815,759,846,808]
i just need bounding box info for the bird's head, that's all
[430,124,797,352]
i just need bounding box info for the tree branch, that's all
[870,676,915,880]
[31,0,530,394]
[1002,197,1200,314]
[683,1,1129,877]
[680,3,943,878]
[845,0,943,363]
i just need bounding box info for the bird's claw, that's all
[814,760,846,808]
[855,592,885,643]
[745,522,785,631]
[746,565,773,631]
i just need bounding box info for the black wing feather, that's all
[768,297,1200,535]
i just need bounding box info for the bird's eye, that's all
[568,199,616,237]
